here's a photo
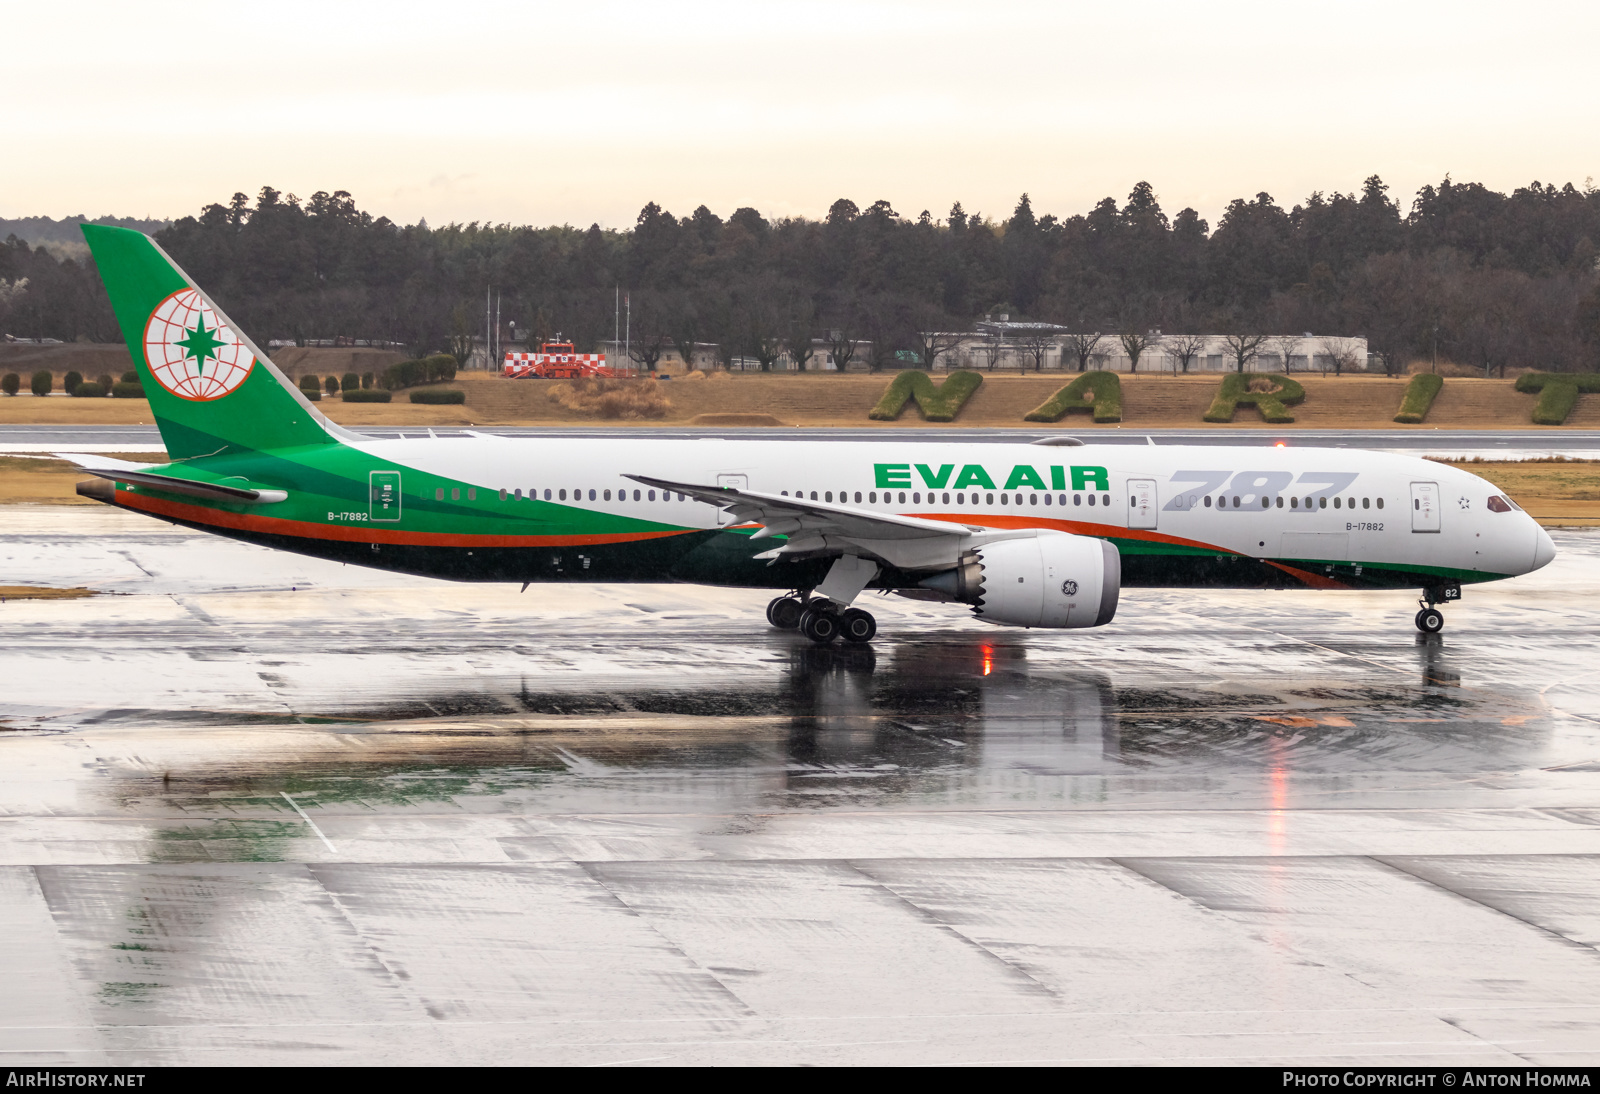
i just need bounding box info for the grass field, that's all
[3,371,1596,429]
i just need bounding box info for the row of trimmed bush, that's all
[0,370,145,398]
[381,354,458,391]
[868,370,983,421]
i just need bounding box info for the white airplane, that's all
[65,226,1556,644]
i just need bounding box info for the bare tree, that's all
[1061,330,1105,372]
[906,305,968,370]
[1120,329,1157,373]
[1164,332,1206,373]
[968,334,1003,371]
[1268,333,1302,374]
[1222,331,1268,373]
[449,304,476,368]
[667,295,702,371]
[627,329,668,373]
[744,306,785,372]
[1318,336,1364,377]
[826,325,859,372]
[860,297,906,373]
[1015,330,1054,371]
[784,310,819,374]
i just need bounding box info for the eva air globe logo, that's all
[142,288,254,401]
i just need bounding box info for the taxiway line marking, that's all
[280,792,338,853]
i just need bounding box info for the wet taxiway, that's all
[3,505,1600,1065]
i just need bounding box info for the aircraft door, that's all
[1410,481,1440,533]
[1127,478,1158,530]
[369,471,402,522]
[716,473,748,526]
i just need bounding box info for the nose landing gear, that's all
[1414,583,1459,633]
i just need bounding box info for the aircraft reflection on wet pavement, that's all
[72,628,1558,826]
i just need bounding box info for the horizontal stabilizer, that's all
[74,467,286,504]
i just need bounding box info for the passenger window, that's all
[810,491,817,500]
[855,491,862,503]
[1362,497,1370,509]
[587,489,594,501]
[1377,497,1384,509]
[544,489,551,500]
[1204,496,1211,508]
[942,492,950,504]
[451,487,460,500]
[648,490,655,501]
[825,491,833,502]
[514,488,523,499]
[435,488,444,501]
[956,493,964,504]
[634,490,641,501]
[911,492,920,503]
[896,492,904,503]
[870,491,877,503]
[1084,494,1092,506]
[985,493,994,505]
[1333,497,1341,509]
[1275,496,1282,508]
[603,489,611,501]
[558,489,566,500]
[500,489,508,501]
[1319,497,1327,509]
[468,488,476,501]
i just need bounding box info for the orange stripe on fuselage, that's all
[118,491,699,549]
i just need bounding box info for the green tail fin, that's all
[81,225,344,460]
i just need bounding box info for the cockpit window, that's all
[1486,495,1516,513]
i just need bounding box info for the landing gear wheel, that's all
[839,608,877,644]
[767,596,804,630]
[799,607,840,645]
[1415,607,1444,633]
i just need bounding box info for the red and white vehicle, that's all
[503,342,616,379]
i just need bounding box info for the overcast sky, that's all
[7,0,1600,229]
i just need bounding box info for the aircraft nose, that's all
[1532,524,1556,572]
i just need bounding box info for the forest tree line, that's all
[5,177,1600,376]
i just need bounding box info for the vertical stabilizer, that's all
[81,225,348,460]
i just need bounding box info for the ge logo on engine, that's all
[1061,580,1079,596]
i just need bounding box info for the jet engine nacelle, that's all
[920,531,1120,629]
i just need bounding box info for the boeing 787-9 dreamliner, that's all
[63,226,1556,645]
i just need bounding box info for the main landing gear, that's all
[1414,583,1460,634]
[767,594,877,645]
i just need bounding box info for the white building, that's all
[942,324,1371,374]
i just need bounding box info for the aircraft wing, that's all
[625,474,1021,571]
